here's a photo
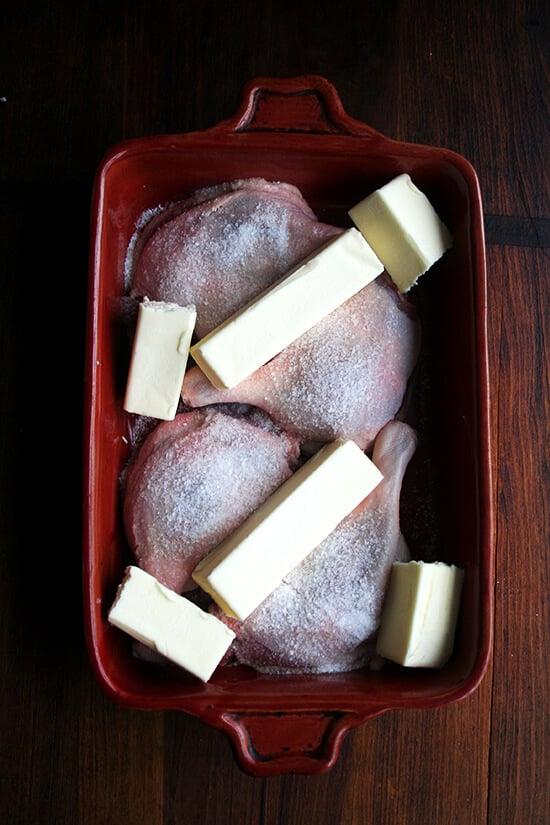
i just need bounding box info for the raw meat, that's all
[219,420,418,674]
[123,407,301,593]
[127,178,341,338]
[182,276,420,451]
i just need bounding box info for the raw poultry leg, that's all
[123,407,301,593]
[127,178,341,338]
[219,420,418,674]
[182,276,420,451]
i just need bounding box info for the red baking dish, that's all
[83,75,493,776]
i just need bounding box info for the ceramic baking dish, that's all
[83,75,493,777]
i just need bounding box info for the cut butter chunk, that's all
[192,439,383,621]
[375,561,464,668]
[108,566,235,682]
[348,173,452,292]
[124,299,196,420]
[190,228,383,389]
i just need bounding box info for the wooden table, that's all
[1,2,548,823]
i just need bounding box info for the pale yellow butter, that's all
[124,299,196,419]
[108,566,235,682]
[190,228,383,389]
[192,439,383,621]
[375,560,464,668]
[348,173,452,292]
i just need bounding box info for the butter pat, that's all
[192,439,383,620]
[190,228,383,389]
[124,299,196,419]
[375,561,464,668]
[348,174,452,292]
[108,566,235,682]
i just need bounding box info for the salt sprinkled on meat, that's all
[182,276,421,451]
[123,407,301,594]
[128,178,341,337]
[221,420,417,674]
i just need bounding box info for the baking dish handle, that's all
[212,708,374,777]
[212,75,386,139]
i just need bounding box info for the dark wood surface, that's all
[1,1,548,823]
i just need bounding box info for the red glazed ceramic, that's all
[83,75,493,777]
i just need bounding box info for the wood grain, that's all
[1,1,548,823]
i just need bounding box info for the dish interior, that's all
[85,130,489,716]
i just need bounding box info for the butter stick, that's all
[375,561,464,668]
[348,173,452,292]
[108,566,235,682]
[124,299,196,420]
[190,228,383,389]
[192,439,383,621]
